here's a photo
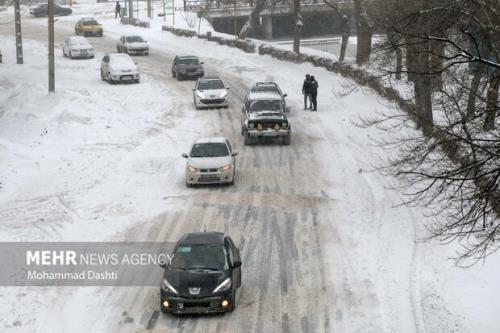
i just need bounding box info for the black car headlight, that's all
[162,278,178,294]
[212,277,231,294]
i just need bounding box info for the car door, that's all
[225,139,235,168]
[63,38,69,54]
[102,55,110,74]
[172,56,178,73]
[226,237,241,288]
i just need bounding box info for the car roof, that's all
[200,76,221,81]
[193,137,227,144]
[177,55,199,59]
[178,232,225,245]
[68,36,88,42]
[254,82,278,86]
[247,91,282,100]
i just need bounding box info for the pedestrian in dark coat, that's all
[310,76,318,111]
[302,74,312,110]
[115,1,121,18]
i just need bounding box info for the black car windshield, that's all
[198,80,224,90]
[248,100,282,112]
[178,57,199,65]
[190,143,229,158]
[126,36,144,43]
[252,84,279,94]
[82,19,98,25]
[171,244,228,270]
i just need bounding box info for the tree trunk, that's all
[395,46,403,80]
[354,0,372,65]
[238,0,267,39]
[293,0,301,53]
[406,37,418,82]
[430,38,444,91]
[466,61,486,119]
[483,70,499,131]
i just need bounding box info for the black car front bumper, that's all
[161,290,232,314]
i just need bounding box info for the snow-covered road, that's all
[0,11,499,333]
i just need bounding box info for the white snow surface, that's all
[0,6,499,333]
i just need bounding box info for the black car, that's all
[29,3,72,17]
[160,232,242,314]
[241,91,291,145]
[171,55,204,81]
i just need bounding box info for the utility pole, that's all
[14,0,23,64]
[128,0,133,19]
[172,0,175,26]
[48,0,55,92]
[147,0,151,18]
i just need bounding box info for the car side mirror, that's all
[232,260,242,268]
[200,61,204,64]
[181,153,188,158]
[231,152,238,157]
[283,93,287,97]
[226,87,230,90]
[192,89,196,91]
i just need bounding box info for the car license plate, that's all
[121,75,133,81]
[261,130,276,136]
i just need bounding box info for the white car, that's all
[193,76,230,109]
[116,35,149,55]
[62,36,94,59]
[100,53,140,84]
[182,137,237,187]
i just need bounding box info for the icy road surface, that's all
[0,12,499,333]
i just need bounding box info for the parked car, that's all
[75,17,103,37]
[29,3,72,17]
[182,137,237,187]
[171,55,204,81]
[116,35,149,55]
[250,81,288,111]
[160,232,242,314]
[62,36,94,59]
[241,91,291,145]
[193,76,229,109]
[100,53,140,84]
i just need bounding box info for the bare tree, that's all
[324,0,349,61]
[354,0,373,65]
[238,0,267,39]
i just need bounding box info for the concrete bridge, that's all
[184,0,355,39]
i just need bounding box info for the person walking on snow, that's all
[310,76,318,111]
[302,74,312,110]
[115,1,121,19]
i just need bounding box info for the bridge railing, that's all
[183,0,349,12]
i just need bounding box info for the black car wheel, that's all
[244,131,253,146]
[177,74,183,81]
[283,134,291,146]
[227,289,236,312]
[100,70,105,81]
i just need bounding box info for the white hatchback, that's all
[62,36,94,59]
[182,137,237,187]
[100,53,140,84]
[193,76,230,109]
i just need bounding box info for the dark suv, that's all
[171,55,204,81]
[29,4,72,17]
[160,232,242,314]
[241,91,291,145]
